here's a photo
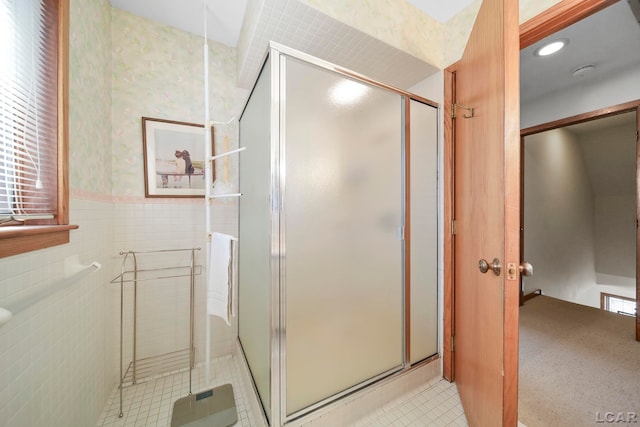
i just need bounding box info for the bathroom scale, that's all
[171,383,237,427]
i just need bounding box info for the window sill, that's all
[0,224,79,258]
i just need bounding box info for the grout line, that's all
[97,355,470,427]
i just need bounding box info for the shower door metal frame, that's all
[269,48,284,427]
[266,42,440,425]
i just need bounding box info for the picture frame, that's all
[142,117,214,198]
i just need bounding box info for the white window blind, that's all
[0,0,58,223]
[603,294,637,317]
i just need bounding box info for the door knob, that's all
[478,258,501,276]
[519,262,533,277]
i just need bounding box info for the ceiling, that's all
[521,0,640,104]
[108,0,249,47]
[108,0,473,48]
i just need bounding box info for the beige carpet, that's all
[519,296,640,427]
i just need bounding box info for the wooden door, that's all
[450,0,520,425]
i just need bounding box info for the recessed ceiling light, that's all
[535,39,569,57]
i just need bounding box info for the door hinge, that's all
[451,220,457,236]
[451,335,455,352]
[452,103,475,119]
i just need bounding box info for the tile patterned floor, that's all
[97,354,262,427]
[97,355,470,427]
[354,379,468,427]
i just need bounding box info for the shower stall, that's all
[238,43,439,426]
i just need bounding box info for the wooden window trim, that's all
[600,292,636,311]
[0,0,77,258]
[0,225,78,257]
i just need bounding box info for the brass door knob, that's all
[478,258,501,276]
[519,262,533,277]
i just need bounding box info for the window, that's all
[0,0,75,258]
[601,292,637,317]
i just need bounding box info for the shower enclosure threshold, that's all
[234,341,442,427]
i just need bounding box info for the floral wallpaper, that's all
[69,0,569,198]
[520,0,564,24]
[443,0,482,67]
[69,0,112,194]
[301,0,444,68]
[111,9,247,197]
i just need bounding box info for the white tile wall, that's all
[0,198,115,427]
[111,199,240,377]
[0,196,243,427]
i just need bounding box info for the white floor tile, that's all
[354,380,468,427]
[97,355,264,427]
[98,356,475,427]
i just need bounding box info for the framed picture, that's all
[142,117,214,198]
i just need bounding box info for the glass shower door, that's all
[238,59,272,421]
[282,57,404,417]
[409,99,439,364]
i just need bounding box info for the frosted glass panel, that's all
[238,59,271,420]
[283,57,404,415]
[409,100,438,364]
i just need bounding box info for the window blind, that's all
[0,0,58,223]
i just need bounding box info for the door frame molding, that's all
[443,0,618,382]
[443,67,456,381]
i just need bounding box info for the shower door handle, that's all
[478,258,501,276]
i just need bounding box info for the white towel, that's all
[207,232,235,326]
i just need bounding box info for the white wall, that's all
[523,129,599,305]
[522,63,640,129]
[580,120,637,303]
[561,195,637,306]
[594,195,636,286]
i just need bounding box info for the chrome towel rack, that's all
[111,247,201,418]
